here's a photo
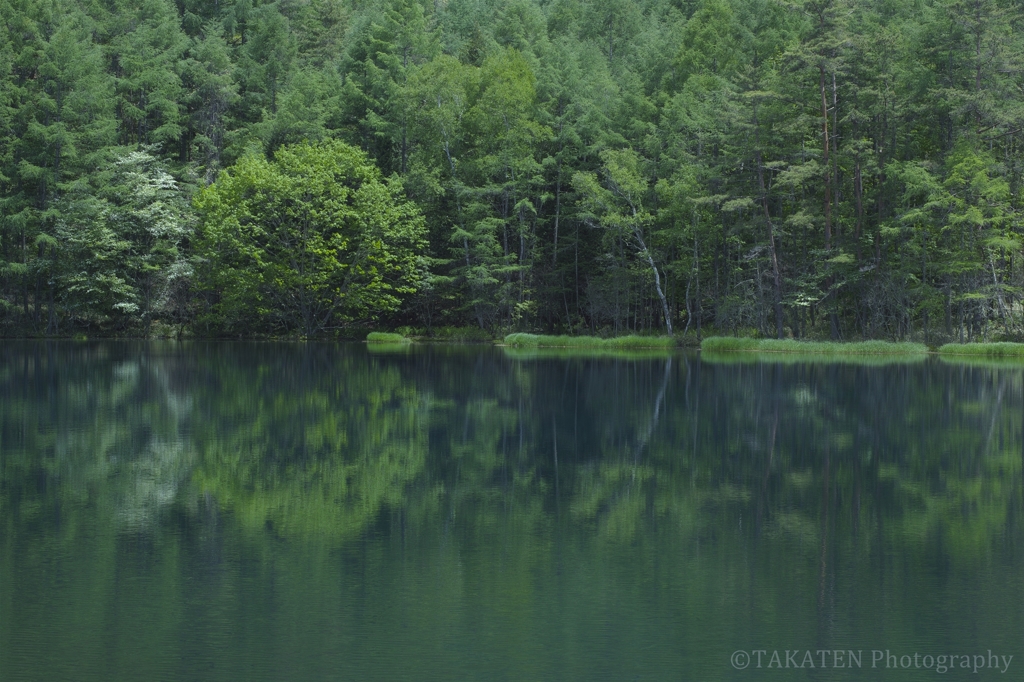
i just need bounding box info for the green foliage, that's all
[104,0,188,148]
[938,342,1024,357]
[179,26,237,179]
[574,148,675,335]
[0,0,1022,339]
[54,149,192,329]
[194,140,427,336]
[503,332,542,346]
[366,331,411,343]
[605,335,677,350]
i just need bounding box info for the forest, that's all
[0,0,1021,341]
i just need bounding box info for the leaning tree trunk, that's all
[634,226,672,336]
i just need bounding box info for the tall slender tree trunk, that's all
[820,65,832,251]
[552,162,561,266]
[754,99,784,338]
[854,159,864,257]
[684,214,700,337]
[831,71,840,236]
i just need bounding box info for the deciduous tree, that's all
[194,140,428,336]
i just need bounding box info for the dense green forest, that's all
[0,0,1021,340]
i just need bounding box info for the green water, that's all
[2,342,1022,681]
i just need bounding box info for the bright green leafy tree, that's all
[193,139,428,336]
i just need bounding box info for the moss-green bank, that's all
[937,342,1024,357]
[503,333,676,350]
[366,332,412,344]
[701,337,928,355]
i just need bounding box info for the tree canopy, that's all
[194,139,427,336]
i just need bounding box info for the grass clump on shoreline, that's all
[701,337,928,355]
[937,342,1024,357]
[503,333,676,350]
[366,332,412,344]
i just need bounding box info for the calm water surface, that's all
[2,341,1023,680]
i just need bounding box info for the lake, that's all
[1,341,1022,680]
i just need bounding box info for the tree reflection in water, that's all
[2,342,1022,680]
